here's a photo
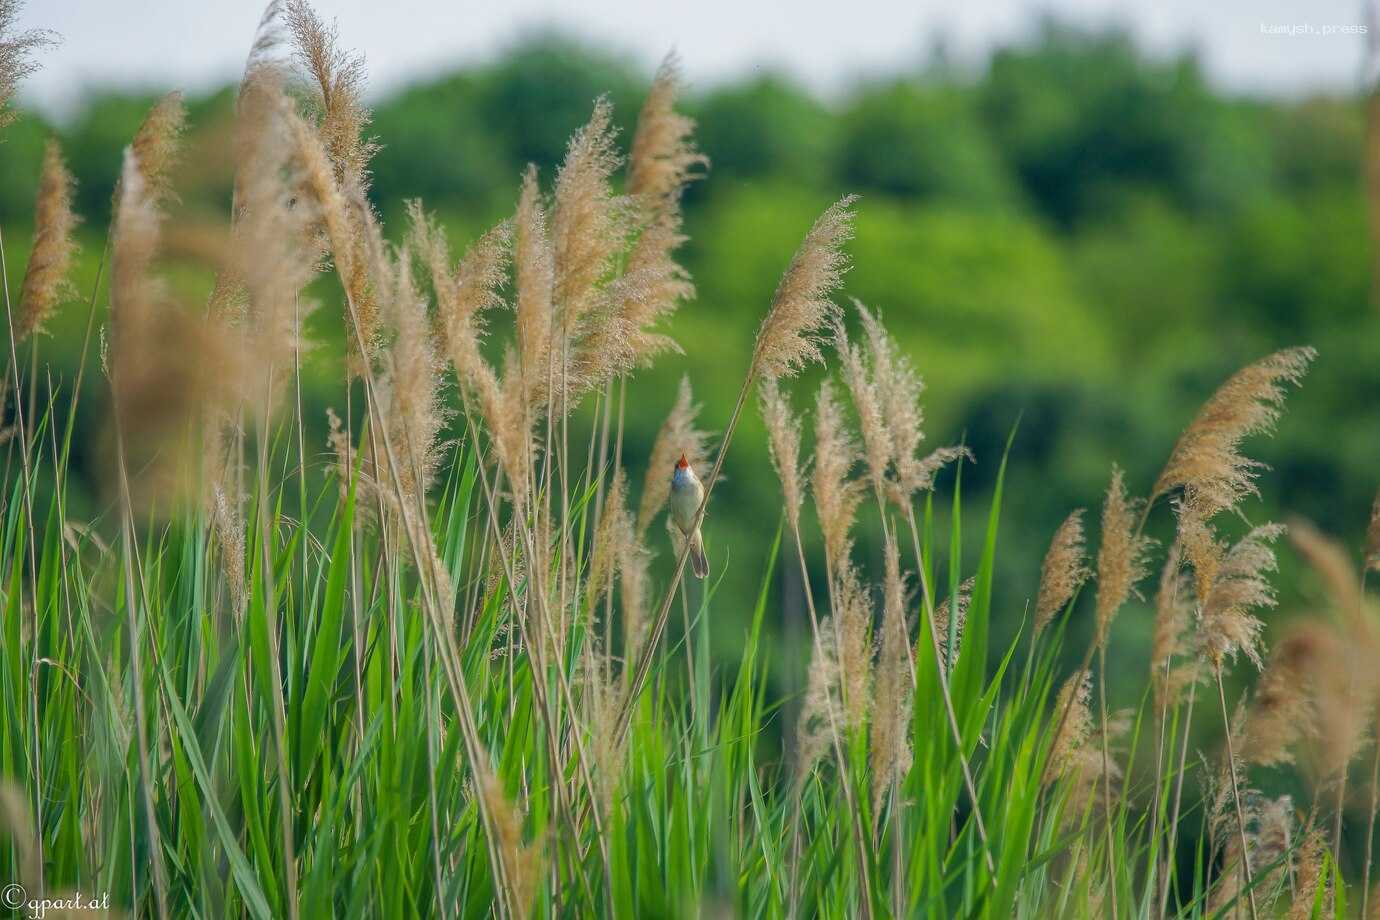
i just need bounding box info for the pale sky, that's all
[13,0,1375,117]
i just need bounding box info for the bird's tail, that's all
[689,529,709,579]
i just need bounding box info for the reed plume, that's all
[1287,829,1330,919]
[811,378,864,566]
[129,92,186,206]
[0,0,55,131]
[870,533,912,808]
[834,310,890,497]
[834,557,873,730]
[290,98,382,370]
[752,196,856,381]
[1093,466,1152,649]
[579,641,627,814]
[1149,541,1198,708]
[1210,793,1294,917]
[285,0,377,194]
[1045,674,1126,819]
[1190,518,1284,672]
[759,378,806,536]
[1034,509,1089,637]
[933,576,975,674]
[1289,517,1365,626]
[16,139,78,341]
[638,375,710,535]
[1365,490,1380,577]
[1151,347,1315,518]
[588,469,631,611]
[515,166,555,413]
[1239,624,1322,768]
[228,67,323,397]
[794,621,841,787]
[848,303,968,507]
[110,150,234,510]
[413,206,532,504]
[376,242,450,506]
[616,52,706,367]
[552,98,636,397]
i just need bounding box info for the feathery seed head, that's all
[1034,509,1089,636]
[284,0,377,194]
[1191,518,1285,672]
[834,557,874,730]
[753,196,856,381]
[870,533,913,809]
[758,377,805,533]
[0,1,56,132]
[1149,540,1199,707]
[794,622,840,788]
[833,310,891,496]
[1152,347,1315,518]
[16,139,79,341]
[1366,489,1380,574]
[1289,517,1365,630]
[1093,466,1153,649]
[129,92,187,206]
[811,378,864,565]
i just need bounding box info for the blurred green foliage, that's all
[3,19,1378,692]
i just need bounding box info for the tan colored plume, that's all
[870,533,913,809]
[758,377,805,534]
[0,0,55,131]
[16,139,79,341]
[284,0,378,194]
[810,378,864,566]
[615,52,707,367]
[752,196,856,381]
[1034,509,1089,637]
[129,92,186,206]
[1151,347,1315,518]
[1093,466,1153,650]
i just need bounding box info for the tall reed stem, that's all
[1214,664,1259,920]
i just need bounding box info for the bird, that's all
[669,452,709,578]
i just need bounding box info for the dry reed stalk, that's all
[637,375,710,535]
[1034,509,1089,638]
[16,140,78,341]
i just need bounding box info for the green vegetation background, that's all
[3,19,1376,705]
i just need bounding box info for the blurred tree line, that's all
[2,18,1376,681]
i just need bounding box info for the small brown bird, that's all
[669,453,709,578]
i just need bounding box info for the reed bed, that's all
[1,3,1377,918]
